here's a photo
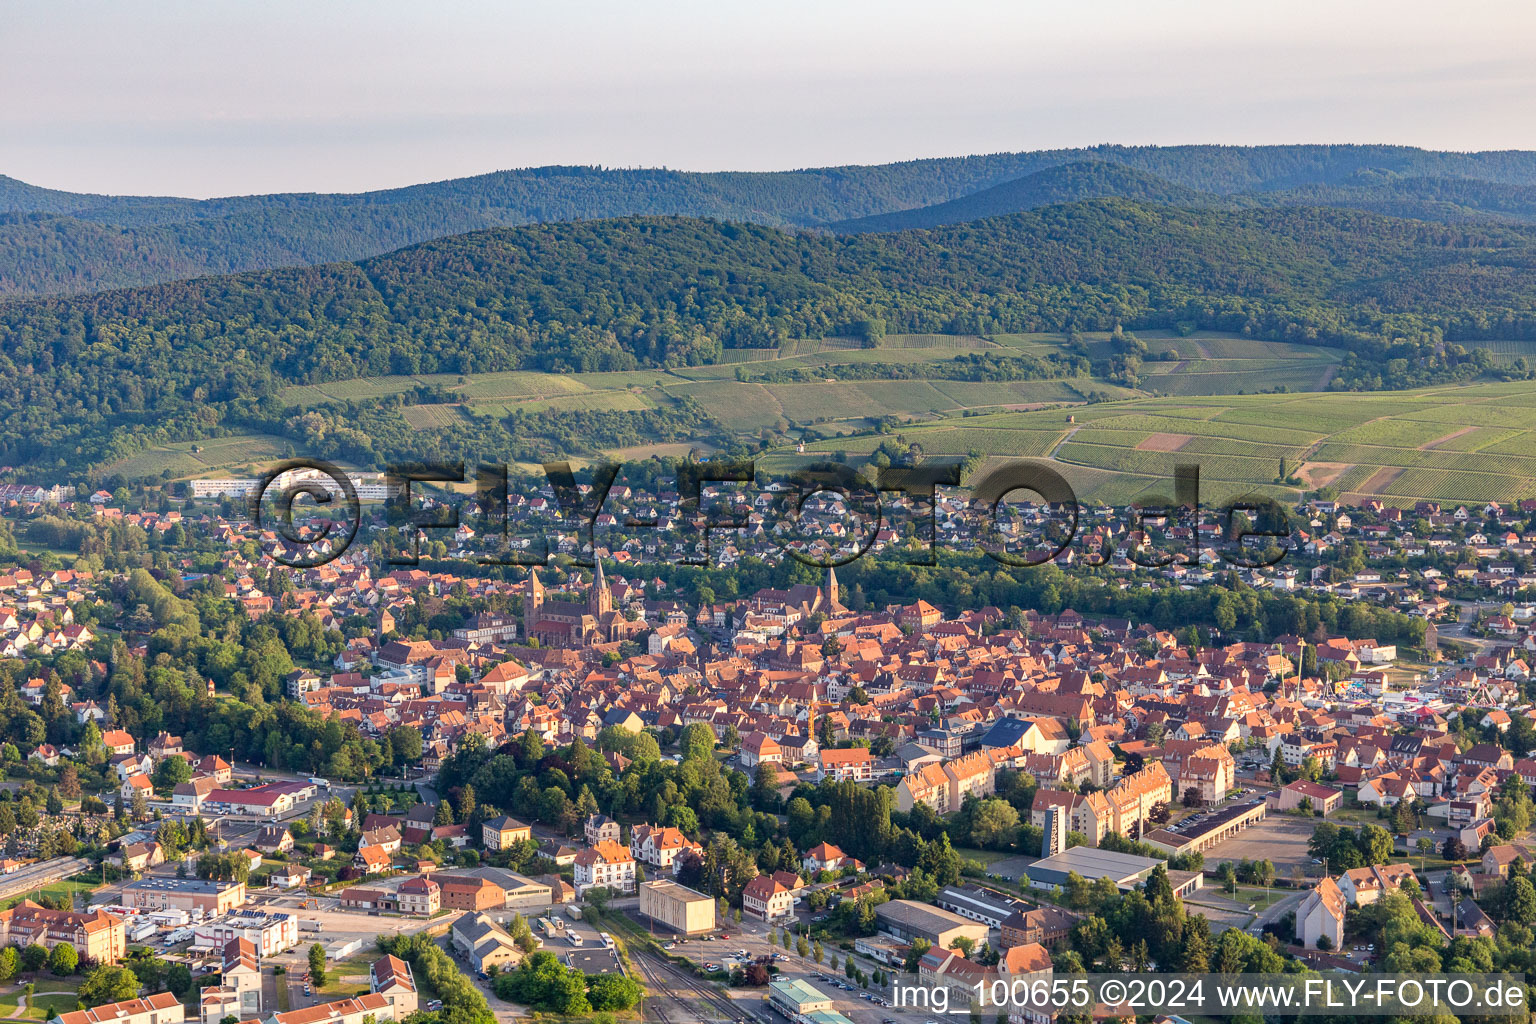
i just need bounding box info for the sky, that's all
[5,0,1536,199]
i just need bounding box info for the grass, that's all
[8,878,102,908]
[1230,886,1289,911]
[953,847,1014,866]
[314,952,379,997]
[787,378,1536,505]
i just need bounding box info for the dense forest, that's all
[11,144,1536,296]
[828,162,1213,232]
[5,200,1536,470]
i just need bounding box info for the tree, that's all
[679,723,715,762]
[1506,875,1536,925]
[153,756,193,790]
[21,945,47,973]
[813,941,824,964]
[586,973,643,1011]
[950,936,976,959]
[968,799,1020,850]
[78,965,140,1005]
[308,944,327,987]
[0,948,16,984]
[48,943,78,976]
[166,964,193,997]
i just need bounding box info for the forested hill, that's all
[9,144,1536,298]
[828,162,1212,232]
[5,200,1536,470]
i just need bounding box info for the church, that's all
[523,561,645,648]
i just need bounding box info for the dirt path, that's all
[1298,462,1350,489]
[1420,426,1477,450]
[1049,424,1084,458]
[1136,432,1194,452]
[1356,466,1405,495]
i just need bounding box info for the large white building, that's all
[193,909,299,957]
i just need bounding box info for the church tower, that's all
[524,570,544,640]
[589,558,613,617]
[825,565,839,607]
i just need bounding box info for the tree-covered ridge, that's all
[829,162,1214,233]
[11,144,1536,297]
[3,201,1536,468]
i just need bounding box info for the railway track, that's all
[636,949,762,1024]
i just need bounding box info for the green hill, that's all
[11,144,1536,297]
[829,162,1212,232]
[5,201,1536,474]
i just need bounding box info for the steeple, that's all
[589,558,613,616]
[524,569,544,640]
[825,565,839,607]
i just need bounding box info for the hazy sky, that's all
[6,0,1536,198]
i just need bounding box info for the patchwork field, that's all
[102,433,295,480]
[112,332,1534,504]
[792,380,1536,506]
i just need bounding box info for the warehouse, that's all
[873,899,989,949]
[1025,847,1162,891]
[638,880,715,935]
[769,979,834,1017]
[123,877,246,915]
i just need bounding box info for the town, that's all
[0,470,1529,1024]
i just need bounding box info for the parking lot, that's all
[655,909,981,1024]
[1201,814,1317,872]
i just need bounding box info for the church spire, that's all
[825,565,839,607]
[589,558,612,616]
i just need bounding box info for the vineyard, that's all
[791,380,1536,506]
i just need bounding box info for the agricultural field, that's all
[102,433,294,481]
[795,380,1536,507]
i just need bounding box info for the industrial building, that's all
[872,899,989,949]
[1025,847,1164,891]
[638,880,716,935]
[769,979,835,1017]
[123,877,247,915]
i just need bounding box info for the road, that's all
[1250,890,1306,935]
[644,909,939,1024]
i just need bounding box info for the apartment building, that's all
[0,900,125,963]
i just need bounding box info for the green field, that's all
[116,331,1536,507]
[102,433,295,481]
[791,380,1536,506]
[260,330,1337,455]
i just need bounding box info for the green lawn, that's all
[953,847,1012,867]
[1230,886,1288,911]
[313,953,380,997]
[16,879,103,908]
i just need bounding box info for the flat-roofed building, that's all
[60,992,183,1024]
[769,980,834,1017]
[1025,847,1163,892]
[193,909,299,956]
[639,880,716,935]
[125,877,246,915]
[873,900,988,950]
[1142,800,1267,857]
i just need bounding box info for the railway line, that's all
[636,949,763,1024]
